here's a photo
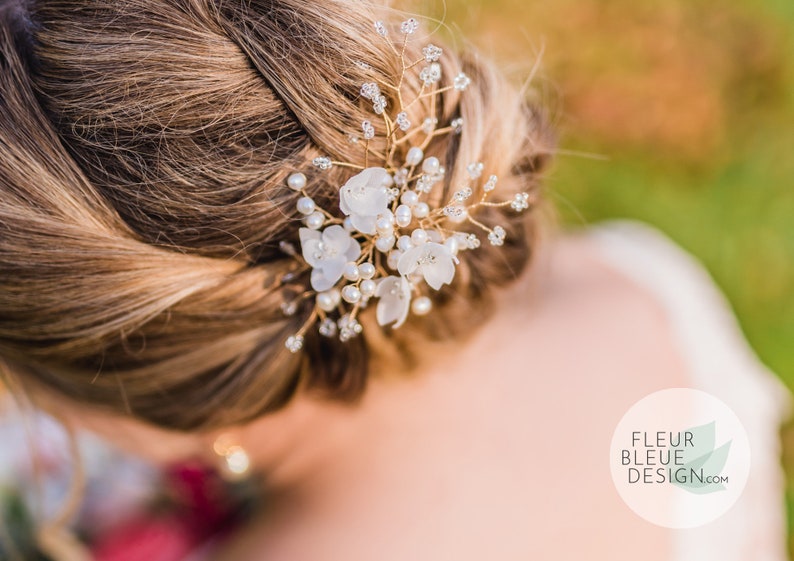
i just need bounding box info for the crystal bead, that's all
[396,112,411,131]
[422,44,443,63]
[360,82,380,100]
[511,192,530,211]
[337,314,363,341]
[484,175,498,192]
[319,318,337,337]
[453,73,471,91]
[488,225,506,246]
[419,63,442,86]
[400,18,419,34]
[443,205,466,218]
[361,120,375,140]
[422,117,438,133]
[373,95,387,114]
[312,157,332,170]
[467,162,484,179]
[453,187,472,202]
[280,300,297,316]
[285,334,304,353]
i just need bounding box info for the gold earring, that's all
[212,433,251,480]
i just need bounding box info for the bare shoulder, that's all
[494,224,693,391]
[488,222,693,431]
[211,225,691,561]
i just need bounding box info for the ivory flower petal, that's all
[375,275,412,327]
[339,167,391,235]
[397,241,458,290]
[299,225,362,291]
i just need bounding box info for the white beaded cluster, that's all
[279,18,535,353]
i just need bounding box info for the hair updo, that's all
[0,0,554,431]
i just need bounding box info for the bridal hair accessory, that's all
[278,18,535,353]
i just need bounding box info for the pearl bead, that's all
[341,285,361,304]
[387,249,403,270]
[305,211,324,230]
[395,204,412,227]
[381,173,395,187]
[296,196,315,215]
[413,202,430,218]
[412,296,432,315]
[360,279,376,297]
[286,172,307,191]
[375,234,395,252]
[411,228,428,245]
[343,216,354,231]
[317,289,340,311]
[405,147,424,166]
[343,261,360,281]
[358,262,376,279]
[421,156,440,175]
[397,235,414,251]
[376,215,394,234]
[400,190,419,206]
[444,236,459,255]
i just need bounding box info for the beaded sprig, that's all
[278,17,534,353]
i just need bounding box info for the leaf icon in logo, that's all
[668,420,731,495]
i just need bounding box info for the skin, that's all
[49,228,690,560]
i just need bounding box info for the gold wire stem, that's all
[465,214,493,232]
[330,161,366,171]
[393,125,426,147]
[405,57,425,71]
[416,85,454,100]
[401,82,428,113]
[476,200,513,208]
[295,307,319,338]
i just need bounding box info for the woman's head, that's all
[0,0,553,432]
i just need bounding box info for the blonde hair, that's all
[0,0,554,432]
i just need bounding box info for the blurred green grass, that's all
[434,0,794,387]
[430,0,794,385]
[419,0,794,553]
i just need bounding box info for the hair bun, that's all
[0,0,553,431]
